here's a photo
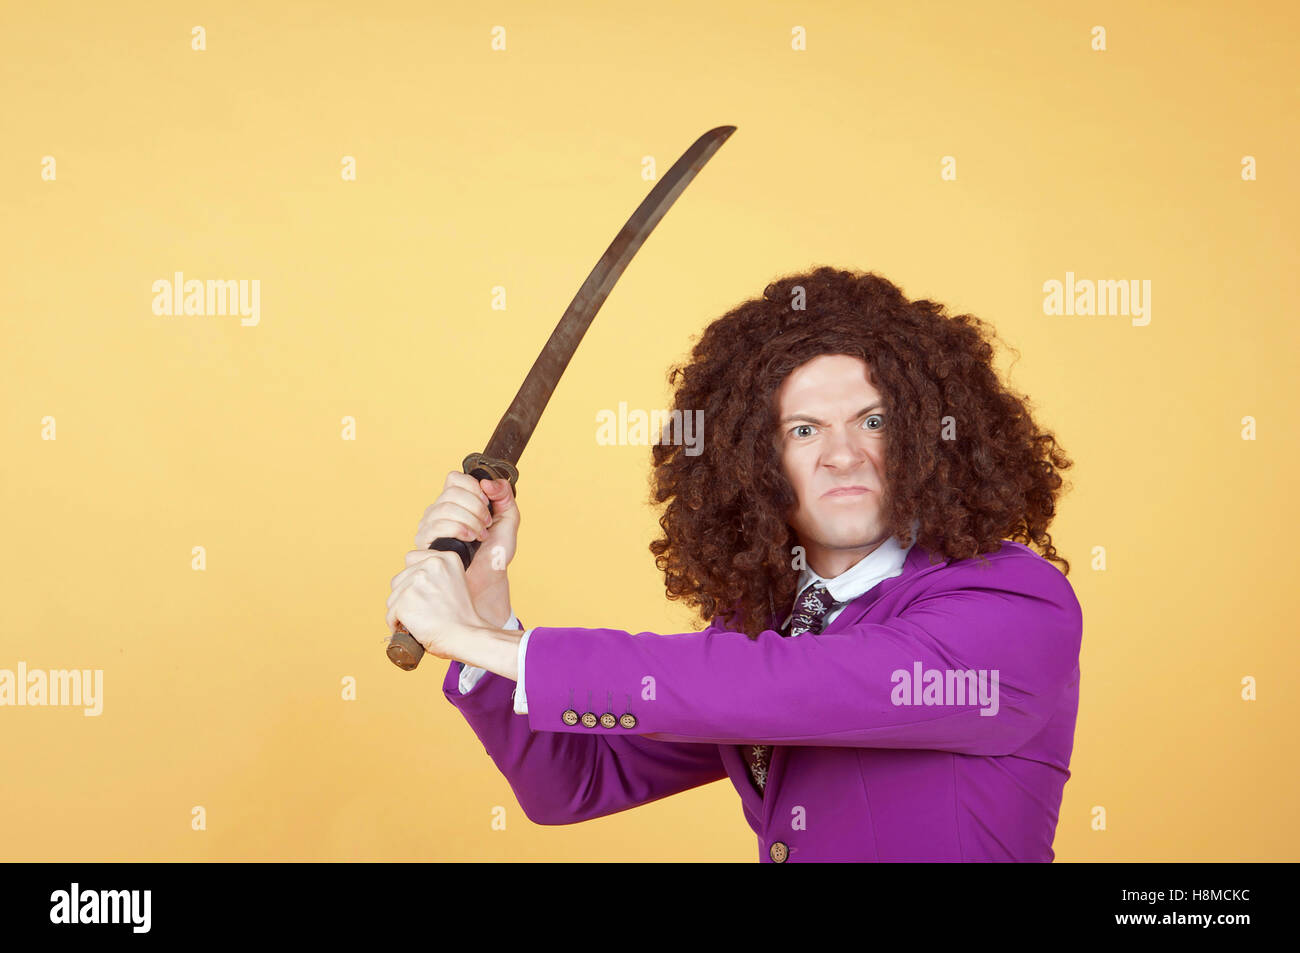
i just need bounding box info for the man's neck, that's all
[804,538,885,579]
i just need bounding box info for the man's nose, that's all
[822,425,869,468]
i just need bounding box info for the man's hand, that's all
[386,550,486,659]
[413,471,520,626]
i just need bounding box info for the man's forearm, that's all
[449,622,522,681]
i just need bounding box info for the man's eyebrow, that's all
[779,403,883,426]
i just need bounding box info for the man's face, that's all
[774,353,890,575]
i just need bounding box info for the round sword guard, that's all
[461,453,519,494]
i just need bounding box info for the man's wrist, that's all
[449,621,521,681]
[468,580,511,628]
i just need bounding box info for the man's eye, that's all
[791,424,814,438]
[863,414,884,430]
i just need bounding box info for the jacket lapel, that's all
[819,542,944,635]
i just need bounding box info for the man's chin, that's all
[817,528,886,550]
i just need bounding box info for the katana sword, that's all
[387,124,737,671]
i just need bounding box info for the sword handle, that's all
[386,454,519,671]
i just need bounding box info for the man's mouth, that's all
[823,486,871,498]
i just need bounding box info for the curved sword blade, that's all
[482,124,737,465]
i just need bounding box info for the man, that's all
[388,266,1082,862]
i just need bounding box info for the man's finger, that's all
[447,470,491,506]
[386,577,431,634]
[386,605,425,643]
[391,550,457,590]
[386,571,420,612]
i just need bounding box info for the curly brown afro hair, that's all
[647,265,1073,639]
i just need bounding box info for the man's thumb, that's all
[482,478,516,508]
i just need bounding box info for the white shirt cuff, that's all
[512,628,533,715]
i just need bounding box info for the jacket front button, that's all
[562,709,579,726]
[619,713,637,728]
[769,841,788,863]
[580,712,598,728]
[599,713,617,728]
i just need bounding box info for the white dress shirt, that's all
[457,518,919,716]
[779,523,917,633]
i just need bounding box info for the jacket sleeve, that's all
[441,619,728,826]
[520,554,1083,757]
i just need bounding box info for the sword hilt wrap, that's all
[386,453,519,671]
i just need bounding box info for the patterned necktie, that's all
[742,581,841,794]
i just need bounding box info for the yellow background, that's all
[2,0,1296,861]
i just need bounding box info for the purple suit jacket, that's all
[442,539,1083,862]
